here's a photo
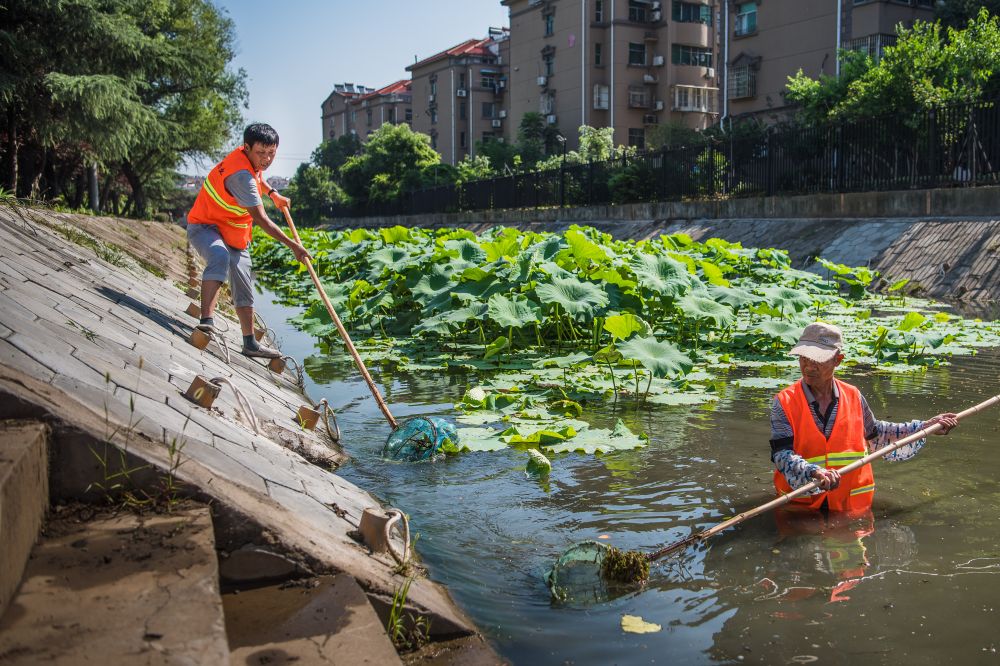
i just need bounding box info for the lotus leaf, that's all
[445,427,508,452]
[629,254,691,299]
[544,419,647,454]
[501,425,577,445]
[757,285,814,315]
[677,294,736,328]
[526,449,552,475]
[484,335,511,360]
[617,335,693,378]
[603,313,652,341]
[487,294,542,329]
[534,276,610,318]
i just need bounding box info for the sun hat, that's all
[789,322,843,363]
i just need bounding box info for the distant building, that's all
[407,29,510,165]
[321,83,375,141]
[354,80,414,138]
[723,0,935,121]
[266,176,290,191]
[502,0,720,151]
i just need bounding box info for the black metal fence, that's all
[328,98,1000,219]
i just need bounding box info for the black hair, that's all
[243,123,279,148]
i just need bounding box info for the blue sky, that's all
[196,1,510,178]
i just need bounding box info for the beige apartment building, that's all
[724,0,935,120]
[321,83,375,141]
[406,29,510,165]
[353,80,414,138]
[502,0,721,150]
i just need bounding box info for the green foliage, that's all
[339,123,441,206]
[786,9,1000,123]
[936,0,1000,29]
[284,164,345,224]
[311,134,363,172]
[0,0,246,216]
[646,120,707,150]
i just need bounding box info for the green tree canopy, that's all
[936,1,1000,29]
[0,0,246,216]
[786,9,1000,123]
[338,123,441,206]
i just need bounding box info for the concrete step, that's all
[0,504,229,664]
[0,420,48,619]
[225,573,402,666]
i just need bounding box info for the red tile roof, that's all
[406,37,493,71]
[355,80,412,103]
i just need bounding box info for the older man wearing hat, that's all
[770,322,959,512]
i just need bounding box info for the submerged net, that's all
[546,541,653,603]
[381,416,458,462]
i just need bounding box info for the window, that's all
[460,131,467,149]
[593,84,609,109]
[628,87,649,108]
[728,65,756,99]
[628,128,645,149]
[460,102,467,120]
[544,13,555,36]
[430,79,437,96]
[482,73,497,89]
[672,1,711,25]
[459,73,466,89]
[366,110,372,125]
[431,109,438,124]
[671,44,713,67]
[482,102,496,118]
[735,2,757,36]
[405,108,413,123]
[595,42,603,66]
[628,42,646,66]
[628,0,647,23]
[387,108,395,123]
[543,53,555,76]
[350,110,357,122]
[595,0,604,22]
[673,85,715,112]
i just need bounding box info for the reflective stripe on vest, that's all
[201,178,249,219]
[804,451,866,468]
[850,483,875,496]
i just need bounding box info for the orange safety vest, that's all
[188,148,269,250]
[773,379,875,511]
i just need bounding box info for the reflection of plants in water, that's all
[252,225,1000,456]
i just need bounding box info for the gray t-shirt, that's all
[224,169,262,208]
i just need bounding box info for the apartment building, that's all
[406,29,511,165]
[502,0,720,150]
[321,83,375,140]
[724,0,935,120]
[354,80,414,138]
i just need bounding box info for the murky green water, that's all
[256,289,1000,665]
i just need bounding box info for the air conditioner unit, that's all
[537,76,548,86]
[546,114,557,124]
[651,1,661,9]
[499,79,507,88]
[498,109,508,118]
[654,99,664,111]
[651,10,661,21]
[428,94,436,103]
[496,137,505,143]
[456,89,468,97]
[491,119,502,128]
[643,73,657,83]
[643,114,659,124]
[652,55,664,67]
[704,67,716,79]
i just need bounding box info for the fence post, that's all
[588,159,594,206]
[928,107,938,189]
[968,105,978,187]
[765,130,775,197]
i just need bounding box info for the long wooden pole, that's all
[279,207,398,430]
[648,393,1000,561]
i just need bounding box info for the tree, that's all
[311,134,363,172]
[476,138,519,173]
[284,163,345,224]
[339,123,441,205]
[646,120,707,150]
[516,112,547,167]
[936,1,1000,28]
[455,154,494,183]
[0,0,246,216]
[786,10,1000,123]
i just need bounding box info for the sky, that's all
[192,0,510,178]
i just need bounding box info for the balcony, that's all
[843,33,898,63]
[671,85,719,114]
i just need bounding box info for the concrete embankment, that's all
[0,205,501,664]
[324,185,1000,310]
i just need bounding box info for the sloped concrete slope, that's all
[0,206,478,641]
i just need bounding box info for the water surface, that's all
[255,290,1000,665]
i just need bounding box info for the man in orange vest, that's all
[186,123,310,358]
[770,322,959,512]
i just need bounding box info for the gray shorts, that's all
[186,223,254,308]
